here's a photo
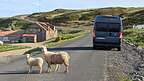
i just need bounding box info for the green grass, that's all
[124,28,144,48]
[123,10,144,26]
[0,17,32,30]
[0,45,31,52]
[117,74,132,81]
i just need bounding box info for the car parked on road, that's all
[93,15,123,51]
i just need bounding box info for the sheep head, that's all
[41,45,47,49]
[26,54,31,59]
[41,45,48,54]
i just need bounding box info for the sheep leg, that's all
[64,63,69,73]
[47,64,51,73]
[64,66,69,73]
[28,66,32,74]
[55,64,60,72]
[39,66,43,74]
[48,66,52,73]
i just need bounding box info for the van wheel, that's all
[93,45,96,49]
[107,47,112,50]
[118,47,121,51]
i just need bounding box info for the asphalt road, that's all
[0,34,107,81]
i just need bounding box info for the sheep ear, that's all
[41,45,44,47]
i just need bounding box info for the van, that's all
[93,15,123,51]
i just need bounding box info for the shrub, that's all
[54,36,61,42]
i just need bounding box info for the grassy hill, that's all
[27,7,144,23]
[0,17,31,30]
[123,9,144,26]
[0,7,144,30]
[28,7,130,22]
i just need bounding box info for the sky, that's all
[0,0,144,17]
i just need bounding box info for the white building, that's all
[133,24,144,29]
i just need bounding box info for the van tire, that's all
[118,47,121,51]
[93,45,96,49]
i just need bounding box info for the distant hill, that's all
[0,7,144,30]
[28,7,129,22]
[123,9,144,25]
[27,7,144,23]
[0,17,31,30]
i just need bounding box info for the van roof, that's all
[95,15,121,23]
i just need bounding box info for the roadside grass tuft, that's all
[118,74,132,81]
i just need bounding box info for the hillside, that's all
[27,7,144,23]
[0,7,144,30]
[28,7,130,22]
[0,17,31,30]
[123,9,144,26]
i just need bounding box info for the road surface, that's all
[0,34,108,81]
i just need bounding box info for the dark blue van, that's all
[93,15,123,51]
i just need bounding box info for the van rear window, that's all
[95,23,120,32]
[109,23,120,32]
[95,23,108,31]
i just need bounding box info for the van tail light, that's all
[118,32,123,38]
[93,30,96,38]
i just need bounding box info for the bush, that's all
[24,47,41,54]
[61,35,75,40]
[69,30,82,34]
[54,36,61,42]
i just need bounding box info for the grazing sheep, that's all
[0,41,3,45]
[41,46,70,73]
[26,54,43,74]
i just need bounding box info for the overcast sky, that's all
[0,0,144,17]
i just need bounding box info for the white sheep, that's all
[41,46,70,73]
[26,54,44,74]
[0,41,3,45]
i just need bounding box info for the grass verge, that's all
[117,73,132,81]
[0,44,31,52]
[124,28,144,48]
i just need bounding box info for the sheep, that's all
[0,41,3,45]
[41,46,70,73]
[26,54,44,74]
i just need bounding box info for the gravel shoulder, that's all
[106,43,144,81]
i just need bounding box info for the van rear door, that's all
[94,23,121,44]
[94,23,109,43]
[107,23,121,44]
